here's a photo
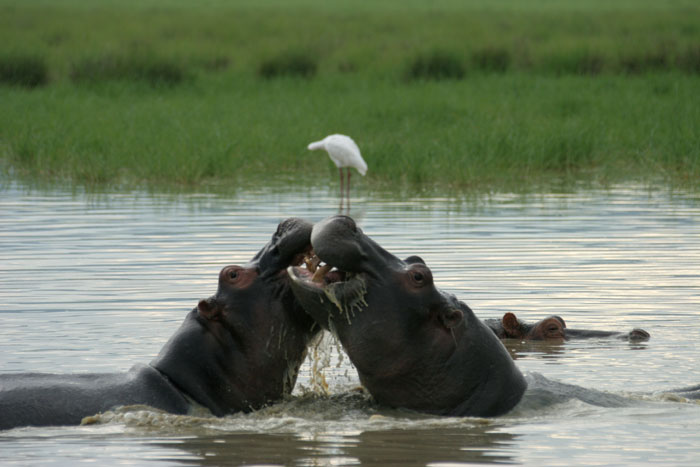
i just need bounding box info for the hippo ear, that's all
[502,313,522,338]
[404,255,426,265]
[439,307,464,329]
[197,299,221,320]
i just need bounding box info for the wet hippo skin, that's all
[0,218,320,430]
[288,215,526,417]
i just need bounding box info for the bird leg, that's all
[338,168,345,212]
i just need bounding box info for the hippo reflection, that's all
[0,218,320,430]
[288,215,526,417]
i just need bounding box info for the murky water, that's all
[1,182,700,465]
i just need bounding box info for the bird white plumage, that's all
[307,134,367,175]
[308,134,367,210]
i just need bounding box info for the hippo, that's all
[287,215,527,417]
[485,312,650,341]
[0,218,320,430]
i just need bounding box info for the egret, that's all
[307,134,367,209]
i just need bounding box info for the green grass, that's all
[258,52,318,79]
[3,73,697,191]
[0,0,699,193]
[0,53,48,88]
[405,51,466,81]
[69,52,189,87]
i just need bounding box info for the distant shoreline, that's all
[1,0,698,192]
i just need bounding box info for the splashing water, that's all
[295,332,358,397]
[324,274,368,324]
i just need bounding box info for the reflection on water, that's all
[160,425,516,466]
[502,339,567,360]
[1,182,700,465]
[503,339,648,361]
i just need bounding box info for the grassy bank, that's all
[3,73,697,191]
[1,0,699,192]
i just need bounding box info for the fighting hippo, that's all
[485,312,650,341]
[0,218,320,430]
[288,215,526,417]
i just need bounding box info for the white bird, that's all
[307,134,367,209]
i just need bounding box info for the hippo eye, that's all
[228,270,239,280]
[407,265,431,287]
[409,269,429,286]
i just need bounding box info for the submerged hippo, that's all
[288,215,526,417]
[0,218,320,430]
[485,312,650,341]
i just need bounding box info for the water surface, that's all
[1,183,699,465]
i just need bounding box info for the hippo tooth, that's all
[304,253,321,273]
[312,263,333,283]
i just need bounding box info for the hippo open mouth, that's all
[287,253,369,325]
[289,215,372,285]
[287,250,374,330]
[294,253,347,287]
[286,216,387,325]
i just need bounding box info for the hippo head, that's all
[153,217,320,415]
[496,312,650,342]
[288,215,526,417]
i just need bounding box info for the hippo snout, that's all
[310,216,357,250]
